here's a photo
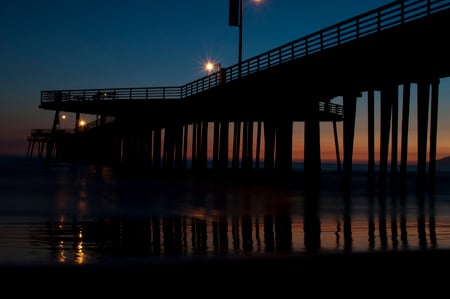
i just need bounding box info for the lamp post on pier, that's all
[238,0,243,77]
[205,61,221,73]
[228,0,263,170]
[229,0,262,77]
[205,61,222,86]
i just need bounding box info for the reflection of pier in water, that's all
[38,192,441,264]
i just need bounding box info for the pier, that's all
[28,0,450,193]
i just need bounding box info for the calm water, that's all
[1,155,450,267]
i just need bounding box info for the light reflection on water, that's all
[1,156,450,266]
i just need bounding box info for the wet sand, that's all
[2,158,449,294]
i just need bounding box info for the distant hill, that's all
[436,156,450,171]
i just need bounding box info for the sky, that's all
[2,0,450,163]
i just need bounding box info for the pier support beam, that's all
[400,82,411,191]
[304,101,321,190]
[242,121,254,170]
[232,122,241,169]
[342,93,358,193]
[263,120,276,171]
[417,80,430,194]
[192,122,198,169]
[153,129,162,170]
[163,124,184,169]
[183,124,189,169]
[45,110,60,165]
[428,78,440,193]
[200,121,209,170]
[212,121,220,170]
[367,89,375,191]
[378,85,395,193]
[390,86,399,190]
[255,121,262,170]
[333,120,342,173]
[213,121,230,171]
[191,121,209,171]
[174,124,184,169]
[275,120,293,174]
[219,121,230,170]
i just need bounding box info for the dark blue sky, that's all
[5,0,444,157]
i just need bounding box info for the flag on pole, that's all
[229,0,239,27]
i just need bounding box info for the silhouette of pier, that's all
[28,0,450,193]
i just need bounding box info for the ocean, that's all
[4,154,450,295]
[1,154,450,269]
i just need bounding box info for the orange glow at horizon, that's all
[184,117,450,166]
[16,78,450,164]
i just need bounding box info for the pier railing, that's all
[182,0,450,95]
[40,87,182,103]
[41,0,450,104]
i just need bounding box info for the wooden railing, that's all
[41,87,181,103]
[182,0,450,95]
[41,0,450,108]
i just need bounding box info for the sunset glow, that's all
[3,0,449,168]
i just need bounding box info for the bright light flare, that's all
[205,61,216,73]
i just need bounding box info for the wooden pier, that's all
[29,0,450,193]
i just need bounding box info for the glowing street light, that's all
[204,61,223,86]
[205,61,221,74]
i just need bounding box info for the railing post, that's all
[356,18,360,39]
[320,31,323,51]
[401,0,405,24]
[291,44,294,60]
[377,11,381,32]
[305,38,309,55]
[337,26,341,46]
